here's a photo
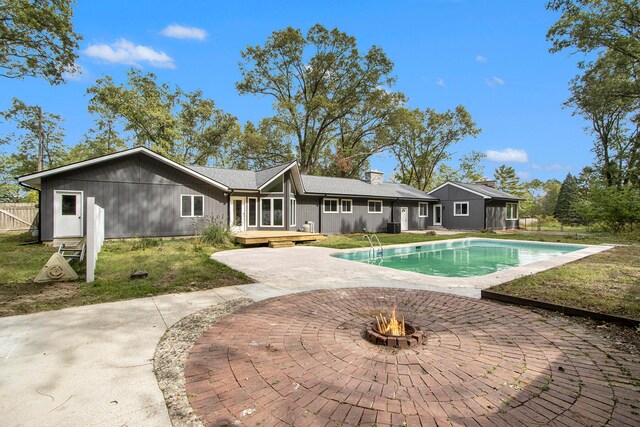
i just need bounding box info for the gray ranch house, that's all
[18,147,522,242]
[18,147,441,242]
[428,181,523,230]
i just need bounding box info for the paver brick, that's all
[184,288,640,426]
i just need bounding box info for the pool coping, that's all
[328,237,613,289]
[212,237,614,300]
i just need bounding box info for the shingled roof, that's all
[187,161,436,200]
[301,175,437,200]
[429,181,523,200]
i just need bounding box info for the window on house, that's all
[506,203,519,220]
[290,199,297,226]
[181,195,204,217]
[419,202,428,217]
[368,200,383,213]
[261,198,284,226]
[341,199,352,213]
[263,176,283,193]
[454,202,469,216]
[61,195,77,215]
[248,198,257,227]
[323,198,339,213]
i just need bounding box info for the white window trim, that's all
[323,198,339,213]
[368,199,383,214]
[506,202,519,220]
[453,201,469,217]
[418,202,428,218]
[340,199,353,214]
[247,197,258,227]
[262,175,284,194]
[260,197,285,227]
[290,198,297,227]
[180,194,204,218]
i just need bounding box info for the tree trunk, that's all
[37,106,44,171]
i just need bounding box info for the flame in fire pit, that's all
[375,306,406,336]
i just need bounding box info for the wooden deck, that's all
[234,230,326,246]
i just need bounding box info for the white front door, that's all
[433,204,443,226]
[54,190,83,238]
[230,196,246,232]
[400,207,409,231]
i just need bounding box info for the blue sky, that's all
[0,0,592,182]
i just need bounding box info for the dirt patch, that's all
[0,281,81,317]
[153,298,253,427]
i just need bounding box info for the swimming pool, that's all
[332,239,586,277]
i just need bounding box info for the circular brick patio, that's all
[185,289,640,426]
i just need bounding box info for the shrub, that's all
[198,216,234,246]
[579,185,640,233]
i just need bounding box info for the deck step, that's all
[268,240,295,248]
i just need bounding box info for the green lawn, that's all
[490,245,640,320]
[0,233,251,317]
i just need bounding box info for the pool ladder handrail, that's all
[362,234,384,259]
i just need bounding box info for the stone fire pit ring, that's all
[364,322,424,348]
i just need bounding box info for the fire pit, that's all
[365,306,424,349]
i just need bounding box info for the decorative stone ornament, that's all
[34,253,79,283]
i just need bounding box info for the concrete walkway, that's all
[0,238,612,426]
[0,287,244,427]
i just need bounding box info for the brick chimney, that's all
[475,180,497,189]
[365,170,384,186]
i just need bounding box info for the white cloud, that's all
[475,54,487,63]
[517,170,532,180]
[436,78,446,87]
[160,24,207,41]
[486,148,528,163]
[84,39,175,68]
[531,163,542,171]
[485,76,505,87]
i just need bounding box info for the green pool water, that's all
[332,239,586,277]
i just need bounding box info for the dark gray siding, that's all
[485,200,520,230]
[485,201,506,230]
[392,201,433,230]
[296,195,320,231]
[40,153,227,240]
[430,185,485,230]
[319,198,391,234]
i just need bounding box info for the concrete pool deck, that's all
[213,237,613,299]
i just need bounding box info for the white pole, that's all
[86,197,95,283]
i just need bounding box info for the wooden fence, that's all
[0,203,39,232]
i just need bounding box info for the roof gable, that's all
[428,181,522,200]
[17,147,230,191]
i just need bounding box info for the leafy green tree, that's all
[434,151,486,184]
[229,118,295,170]
[554,173,584,224]
[547,0,640,99]
[566,52,639,187]
[2,98,66,173]
[66,107,128,162]
[236,24,404,176]
[87,69,239,165]
[494,165,525,196]
[0,0,82,84]
[579,182,640,231]
[390,106,481,191]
